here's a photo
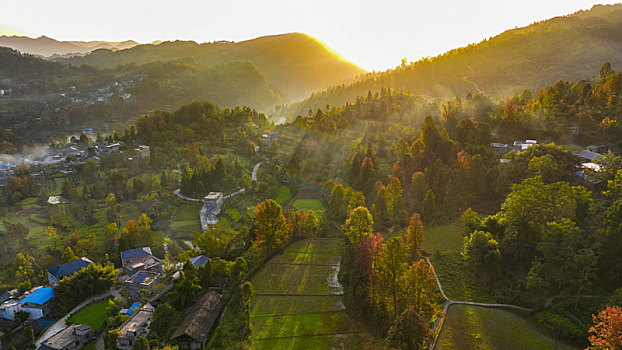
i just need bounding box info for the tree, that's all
[527,219,596,295]
[404,213,425,262]
[241,281,255,330]
[151,303,178,339]
[422,189,436,224]
[343,206,374,245]
[588,305,622,350]
[45,226,58,249]
[62,246,78,263]
[462,230,501,281]
[402,260,438,316]
[169,260,202,308]
[328,184,346,221]
[385,307,431,350]
[53,264,117,312]
[253,199,290,254]
[379,237,408,316]
[132,336,150,350]
[15,253,35,285]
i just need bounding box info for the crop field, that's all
[436,304,576,350]
[250,238,381,350]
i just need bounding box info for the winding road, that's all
[424,257,532,349]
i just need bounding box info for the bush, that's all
[535,311,585,345]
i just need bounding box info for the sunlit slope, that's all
[58,33,365,101]
[293,4,622,113]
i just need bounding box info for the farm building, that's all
[125,271,160,300]
[171,291,224,350]
[117,304,154,350]
[20,287,55,320]
[39,324,93,350]
[121,247,162,276]
[47,258,94,286]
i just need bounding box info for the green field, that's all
[250,238,380,350]
[424,221,464,253]
[292,199,326,212]
[67,299,110,331]
[225,208,241,222]
[436,304,576,350]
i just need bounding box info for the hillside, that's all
[57,33,365,101]
[0,46,77,78]
[0,35,140,57]
[290,4,622,115]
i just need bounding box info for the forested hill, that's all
[0,35,139,57]
[56,33,365,101]
[291,4,622,115]
[0,46,78,78]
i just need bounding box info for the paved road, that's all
[172,189,200,202]
[424,256,532,349]
[251,161,263,182]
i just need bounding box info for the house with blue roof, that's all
[121,247,162,276]
[47,258,94,286]
[20,287,55,320]
[125,271,160,300]
[190,255,209,268]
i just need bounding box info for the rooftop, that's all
[42,324,91,350]
[576,150,604,161]
[119,305,154,336]
[20,287,55,305]
[190,255,209,268]
[171,291,223,342]
[203,192,223,200]
[121,247,152,260]
[47,257,93,278]
[127,271,158,286]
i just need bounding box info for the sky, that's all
[0,0,619,71]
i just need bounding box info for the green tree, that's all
[62,246,78,263]
[422,189,436,224]
[385,307,431,350]
[241,281,255,330]
[462,230,501,281]
[131,336,150,350]
[253,199,290,254]
[151,303,178,339]
[403,213,425,262]
[45,226,58,249]
[169,260,202,308]
[343,206,374,245]
[379,237,408,316]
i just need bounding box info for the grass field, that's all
[250,238,380,350]
[424,221,464,253]
[292,199,326,212]
[67,299,110,331]
[436,304,577,350]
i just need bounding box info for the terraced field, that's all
[250,238,380,349]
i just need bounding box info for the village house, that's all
[512,139,537,152]
[0,290,19,321]
[125,271,160,300]
[201,192,224,230]
[490,142,512,155]
[117,304,154,350]
[134,145,150,159]
[47,258,93,286]
[261,131,278,146]
[121,247,163,276]
[170,291,224,350]
[38,324,93,350]
[19,287,55,320]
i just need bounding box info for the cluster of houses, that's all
[490,140,618,182]
[57,76,145,106]
[0,246,222,350]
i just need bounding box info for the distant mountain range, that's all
[53,33,365,102]
[291,4,622,114]
[0,35,141,57]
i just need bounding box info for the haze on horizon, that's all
[0,0,619,71]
